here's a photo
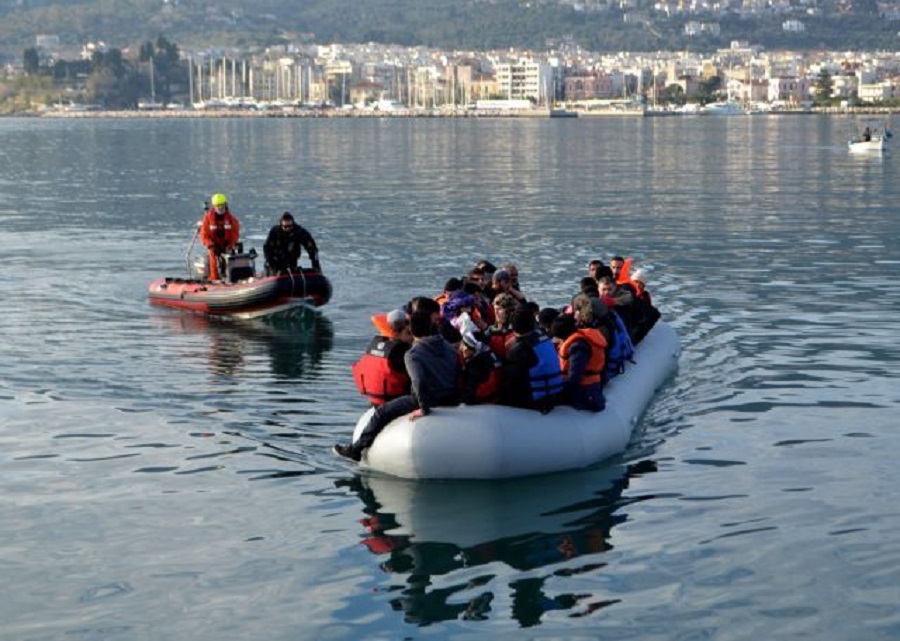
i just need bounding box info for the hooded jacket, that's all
[404,334,460,414]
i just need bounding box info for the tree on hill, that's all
[23,47,40,74]
[813,68,834,105]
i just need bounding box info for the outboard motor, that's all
[223,245,258,283]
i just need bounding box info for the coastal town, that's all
[11,35,900,117]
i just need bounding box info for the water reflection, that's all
[338,460,659,627]
[150,307,334,380]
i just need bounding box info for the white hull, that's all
[701,101,745,116]
[352,321,680,479]
[848,137,885,153]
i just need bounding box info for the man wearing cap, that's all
[335,309,460,462]
[352,309,413,406]
[263,211,321,275]
[491,269,526,306]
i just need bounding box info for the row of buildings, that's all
[30,36,900,110]
[180,40,900,110]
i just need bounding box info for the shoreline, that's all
[5,105,897,119]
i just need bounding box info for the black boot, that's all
[333,443,361,462]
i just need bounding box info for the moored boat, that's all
[700,101,745,116]
[350,319,680,480]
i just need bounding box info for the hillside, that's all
[0,0,897,61]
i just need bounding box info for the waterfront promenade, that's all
[21,104,898,119]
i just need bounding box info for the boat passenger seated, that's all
[628,271,661,345]
[352,309,413,406]
[499,307,564,413]
[484,292,518,358]
[551,313,606,412]
[458,332,502,405]
[335,309,460,462]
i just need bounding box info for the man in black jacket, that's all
[263,211,321,274]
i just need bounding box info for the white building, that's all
[492,59,554,105]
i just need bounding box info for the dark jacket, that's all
[404,335,460,414]
[460,348,502,404]
[500,331,563,411]
[263,223,319,274]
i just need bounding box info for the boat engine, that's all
[223,245,257,283]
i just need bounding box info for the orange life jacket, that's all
[559,328,607,386]
[351,338,410,405]
[200,210,240,251]
[370,313,391,337]
[616,257,638,290]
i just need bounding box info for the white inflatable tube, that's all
[351,320,680,480]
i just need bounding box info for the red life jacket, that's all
[351,338,410,405]
[559,328,607,386]
[487,327,513,359]
[471,351,503,404]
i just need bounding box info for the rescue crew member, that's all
[199,193,241,281]
[263,211,321,276]
[352,309,413,406]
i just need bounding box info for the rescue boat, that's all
[349,320,680,480]
[148,250,332,319]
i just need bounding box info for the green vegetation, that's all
[0,0,897,61]
[0,35,184,113]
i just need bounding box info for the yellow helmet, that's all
[211,193,228,207]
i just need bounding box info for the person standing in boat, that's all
[263,212,321,275]
[334,309,460,462]
[199,193,241,281]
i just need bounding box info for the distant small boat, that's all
[848,122,887,153]
[848,136,885,153]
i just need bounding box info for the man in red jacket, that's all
[199,193,240,281]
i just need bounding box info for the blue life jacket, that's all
[529,335,565,400]
[605,311,635,381]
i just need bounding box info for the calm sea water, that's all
[1,114,899,640]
